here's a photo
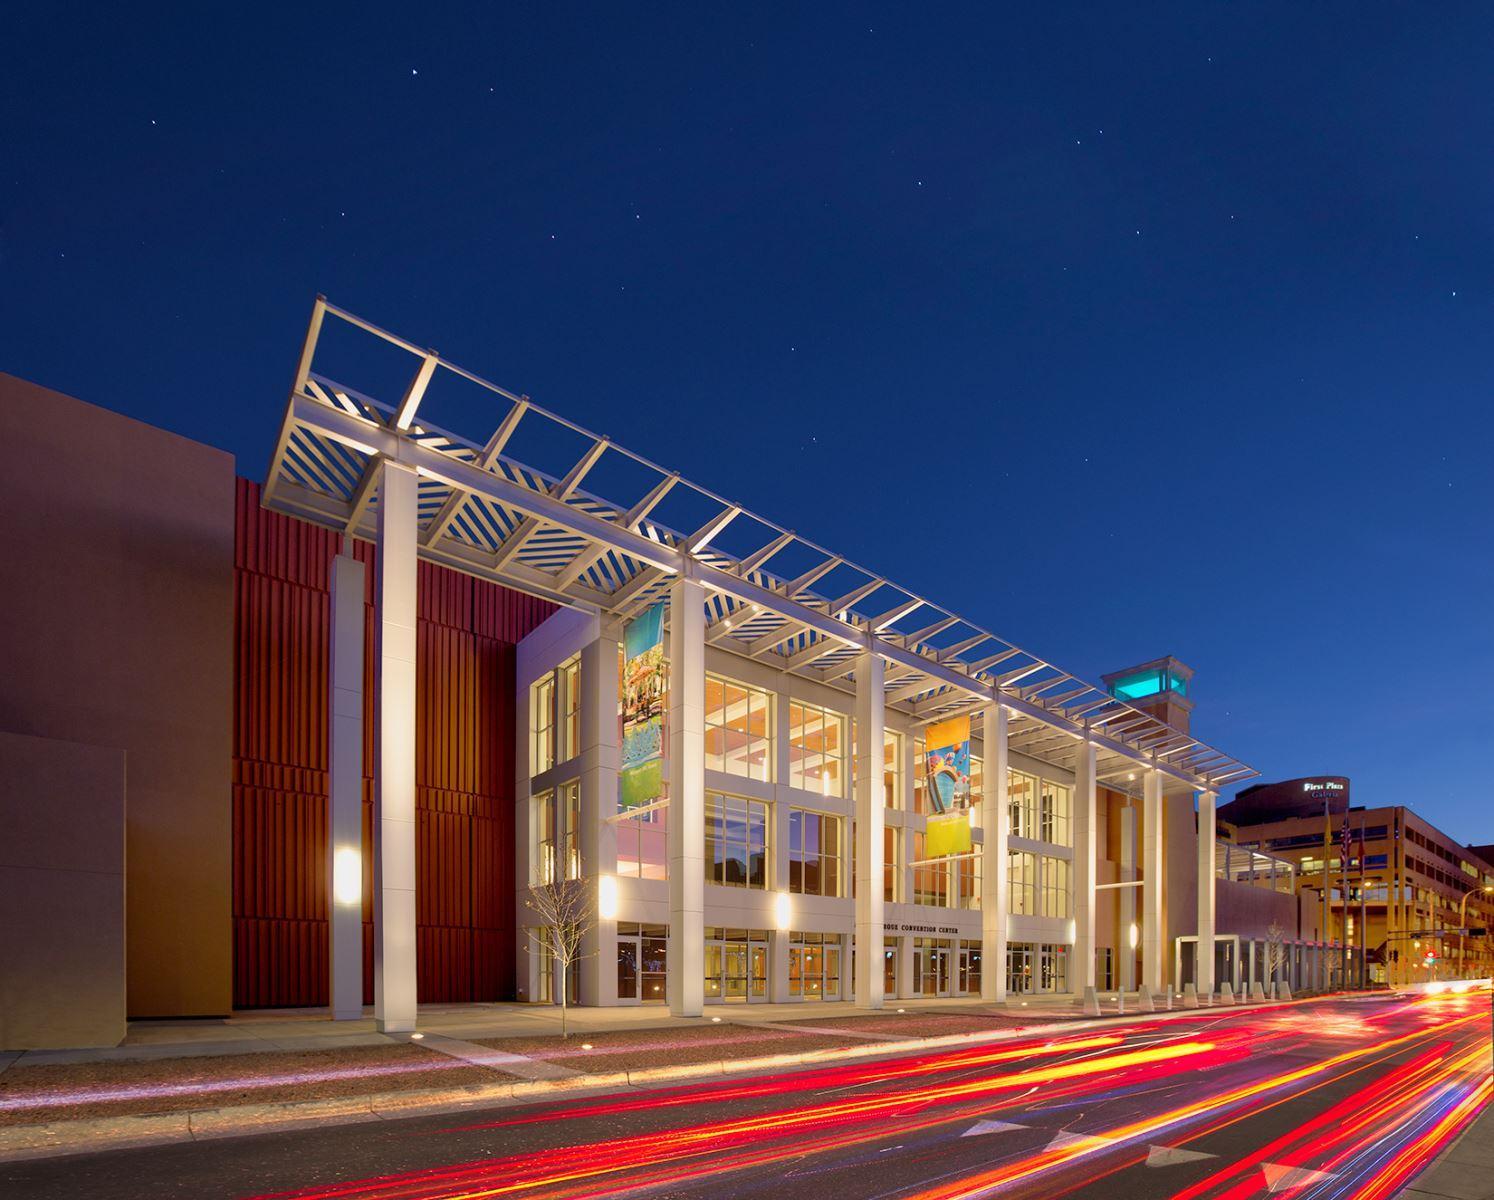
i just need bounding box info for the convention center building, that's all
[0,301,1330,1046]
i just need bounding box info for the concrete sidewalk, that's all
[1,994,1094,1070]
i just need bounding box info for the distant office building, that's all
[1221,781,1494,985]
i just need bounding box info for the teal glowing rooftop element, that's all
[1109,666,1187,700]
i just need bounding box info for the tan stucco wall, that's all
[0,374,234,1018]
[0,732,127,1048]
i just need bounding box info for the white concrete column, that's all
[666,577,705,1016]
[373,461,418,1033]
[1119,801,1137,993]
[1141,770,1164,993]
[1197,790,1217,995]
[853,653,886,1008]
[1072,740,1098,993]
[329,547,365,1020]
[769,797,792,1003]
[579,631,620,1006]
[980,703,1009,1003]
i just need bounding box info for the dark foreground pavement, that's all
[4,991,1489,1200]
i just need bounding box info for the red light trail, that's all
[244,992,1490,1200]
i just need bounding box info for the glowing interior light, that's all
[598,874,619,920]
[774,892,792,931]
[332,846,362,906]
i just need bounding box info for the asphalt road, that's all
[5,991,1490,1200]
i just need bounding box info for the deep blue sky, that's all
[4,5,1491,837]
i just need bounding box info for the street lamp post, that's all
[1457,884,1493,980]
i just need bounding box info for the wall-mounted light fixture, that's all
[598,874,619,920]
[1129,921,1139,949]
[332,846,362,906]
[774,892,792,931]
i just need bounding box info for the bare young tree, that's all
[525,878,594,1038]
[1265,922,1287,989]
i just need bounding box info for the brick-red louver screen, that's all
[232,478,555,1009]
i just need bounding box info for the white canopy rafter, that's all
[263,298,1258,796]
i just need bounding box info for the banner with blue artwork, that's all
[924,714,971,815]
[620,602,666,809]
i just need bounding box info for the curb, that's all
[0,994,1329,1163]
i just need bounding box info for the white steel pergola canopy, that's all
[265,298,1257,797]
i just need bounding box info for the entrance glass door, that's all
[957,944,981,995]
[1007,945,1033,995]
[915,939,954,996]
[935,948,952,995]
[704,928,768,1002]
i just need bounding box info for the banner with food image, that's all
[619,602,666,809]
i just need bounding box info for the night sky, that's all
[4,5,1491,836]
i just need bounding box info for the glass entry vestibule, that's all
[1006,942,1070,994]
[914,938,954,996]
[616,923,667,1003]
[912,938,983,996]
[704,927,769,1002]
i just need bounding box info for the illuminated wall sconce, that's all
[332,846,362,906]
[774,892,792,931]
[1067,918,1077,944]
[598,874,619,920]
[1128,921,1139,950]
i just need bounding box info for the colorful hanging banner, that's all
[619,602,666,809]
[926,809,974,858]
[923,714,971,814]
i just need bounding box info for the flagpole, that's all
[1322,798,1330,992]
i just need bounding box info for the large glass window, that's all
[789,932,842,999]
[884,731,902,808]
[532,676,556,776]
[616,804,667,880]
[1008,770,1036,839]
[706,794,769,888]
[535,784,579,884]
[1009,851,1070,916]
[1009,850,1034,915]
[1040,855,1070,917]
[912,831,949,906]
[530,657,581,775]
[788,809,842,896]
[884,825,901,902]
[955,851,981,910]
[705,675,772,781]
[788,701,847,796]
[535,788,557,884]
[563,781,580,881]
[1040,780,1071,845]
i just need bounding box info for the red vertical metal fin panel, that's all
[234,477,555,1007]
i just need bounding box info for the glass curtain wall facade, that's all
[516,616,1173,1009]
